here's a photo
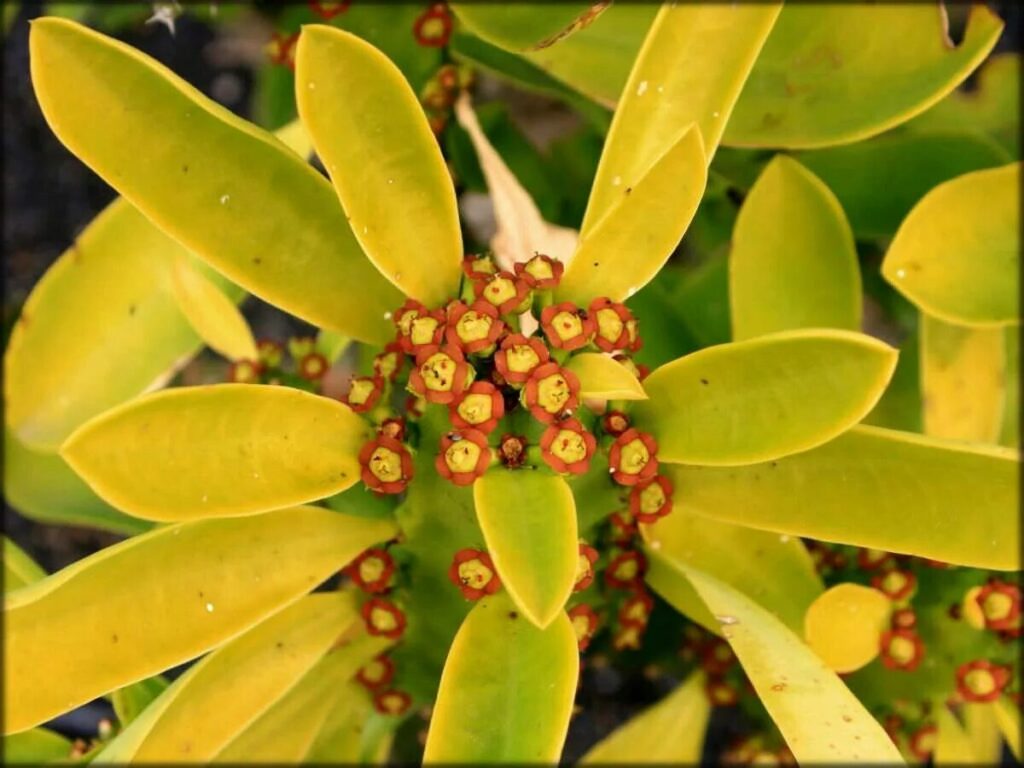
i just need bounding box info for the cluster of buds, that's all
[354,652,411,716]
[679,624,743,707]
[420,62,470,137]
[227,337,329,390]
[722,735,795,766]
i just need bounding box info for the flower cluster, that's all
[226,337,330,392]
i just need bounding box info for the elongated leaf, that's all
[580,3,781,233]
[882,163,1020,327]
[670,425,1020,570]
[558,125,706,305]
[97,594,365,762]
[580,670,709,764]
[451,4,604,52]
[474,470,577,629]
[170,256,256,362]
[681,564,905,764]
[61,385,372,521]
[304,684,373,764]
[1001,328,1019,448]
[963,703,1003,766]
[725,4,1004,148]
[3,506,395,733]
[642,511,821,636]
[110,676,169,729]
[424,593,578,762]
[5,427,152,536]
[635,329,897,466]
[295,25,460,307]
[30,18,402,343]
[2,728,71,764]
[803,584,891,674]
[994,696,1021,761]
[730,156,860,340]
[3,538,45,593]
[936,705,979,764]
[921,314,1006,443]
[566,353,646,401]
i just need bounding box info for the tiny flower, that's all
[428,113,447,137]
[445,300,504,354]
[514,253,563,290]
[379,417,407,441]
[405,393,426,419]
[612,621,645,651]
[405,310,446,355]
[956,659,1011,702]
[227,358,263,383]
[447,548,501,599]
[608,429,659,486]
[359,436,414,495]
[879,629,924,671]
[409,345,472,405]
[540,418,597,474]
[257,339,284,369]
[574,543,599,592]
[308,0,351,20]
[412,3,452,48]
[618,590,655,626]
[871,569,917,602]
[435,429,491,486]
[361,598,407,639]
[265,31,298,69]
[540,302,595,351]
[298,352,329,382]
[608,510,637,544]
[605,550,646,590]
[288,336,316,360]
[705,678,739,706]
[588,297,635,352]
[891,608,917,630]
[857,548,894,571]
[612,353,649,381]
[523,362,580,424]
[498,433,528,468]
[974,581,1021,631]
[344,548,395,594]
[568,604,599,651]
[494,333,550,385]
[602,410,630,436]
[701,638,736,675]
[356,654,395,691]
[629,474,673,523]
[909,724,937,760]
[374,689,412,716]
[474,270,531,315]
[462,253,497,281]
[436,64,460,92]
[373,342,406,382]
[449,381,505,434]
[342,375,385,413]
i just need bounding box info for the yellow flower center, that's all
[596,307,624,344]
[348,378,377,406]
[380,693,405,713]
[362,658,386,683]
[370,606,398,632]
[572,614,591,642]
[457,558,494,589]
[625,318,639,345]
[369,447,403,483]
[887,635,916,665]
[456,311,493,343]
[639,482,666,515]
[421,352,457,392]
[552,310,583,341]
[445,440,481,474]
[613,558,639,582]
[617,625,641,649]
[537,373,571,414]
[469,257,495,276]
[233,361,260,382]
[410,315,440,345]
[375,351,399,378]
[397,309,418,337]
[302,356,326,377]
[525,257,554,282]
[484,277,517,306]
[882,571,908,595]
[982,591,1014,621]
[420,15,447,40]
[506,344,540,374]
[618,438,650,475]
[551,429,588,464]
[358,556,386,585]
[622,600,649,623]
[964,668,996,696]
[457,393,493,425]
[575,554,592,585]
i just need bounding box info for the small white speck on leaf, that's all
[636,80,648,96]
[715,614,739,626]
[205,602,215,613]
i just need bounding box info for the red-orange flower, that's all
[435,429,491,486]
[909,725,937,760]
[956,659,1011,702]
[297,352,329,382]
[462,253,497,281]
[602,410,630,436]
[974,581,1021,631]
[379,417,406,441]
[412,3,452,47]
[540,302,595,351]
[395,299,445,355]
[608,510,637,544]
[344,548,395,594]
[588,297,635,352]
[257,339,284,369]
[857,548,895,571]
[540,418,596,474]
[605,550,646,590]
[409,344,472,405]
[374,689,412,716]
[449,381,505,434]
[342,375,385,413]
[308,0,350,20]
[608,429,659,486]
[871,569,917,602]
[227,359,263,384]
[445,300,505,354]
[574,543,599,592]
[879,629,924,671]
[568,604,599,651]
[359,436,414,495]
[514,253,563,290]
[356,654,395,691]
[523,362,580,424]
[891,608,917,630]
[706,678,739,706]
[361,598,406,639]
[448,548,502,599]
[494,333,549,385]
[618,590,655,627]
[373,342,405,382]
[701,638,736,676]
[474,270,531,315]
[630,475,673,523]
[612,353,649,381]
[612,621,645,651]
[266,32,298,69]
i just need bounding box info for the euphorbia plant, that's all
[3,3,1019,764]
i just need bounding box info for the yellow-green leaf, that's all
[642,510,822,636]
[557,125,706,305]
[882,163,1020,327]
[3,506,395,733]
[580,670,709,764]
[96,593,366,762]
[994,696,1021,761]
[566,353,646,401]
[304,684,376,764]
[963,703,1003,766]
[580,3,781,234]
[316,328,351,365]
[474,470,577,629]
[295,25,460,307]
[671,425,1020,570]
[170,256,256,362]
[30,18,402,343]
[61,384,372,522]
[921,314,1006,443]
[1001,327,1020,448]
[936,704,979,764]
[803,584,892,674]
[681,564,905,764]
[2,728,71,764]
[724,4,1004,148]
[635,329,897,466]
[451,4,605,52]
[729,155,861,340]
[110,676,169,729]
[423,593,578,762]
[2,538,45,593]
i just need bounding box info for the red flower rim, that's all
[361,598,407,639]
[356,654,395,691]
[342,375,385,413]
[413,3,452,48]
[359,435,414,495]
[523,362,580,424]
[473,270,531,315]
[574,543,599,592]
[373,342,406,382]
[540,302,595,351]
[540,418,596,474]
[602,410,630,436]
[909,725,937,760]
[630,474,674,523]
[975,581,1021,630]
[618,590,655,627]
[891,608,917,630]
[373,689,412,716]
[445,300,505,354]
[409,344,471,405]
[613,621,645,651]
[956,659,1011,702]
[308,1,351,20]
[297,352,329,382]
[588,297,634,352]
[266,32,299,69]
[879,629,924,671]
[605,550,647,589]
[609,510,637,544]
[345,547,396,594]
[871,569,917,602]
[398,306,446,355]
[568,604,599,651]
[435,429,492,486]
[462,253,497,281]
[227,359,264,384]
[608,428,659,486]
[447,548,502,599]
[514,253,564,290]
[494,333,550,385]
[257,338,284,368]
[449,381,505,434]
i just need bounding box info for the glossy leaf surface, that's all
[61,385,371,521]
[423,593,578,762]
[295,26,461,306]
[671,425,1020,570]
[2,728,71,764]
[994,696,1022,761]
[110,676,169,729]
[451,4,603,52]
[4,506,395,733]
[730,156,860,340]
[474,470,578,628]
[635,330,897,466]
[3,537,45,593]
[882,163,1020,326]
[803,584,891,673]
[169,256,256,362]
[566,353,646,401]
[936,705,978,764]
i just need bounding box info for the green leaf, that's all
[450,4,604,52]
[579,3,781,234]
[579,670,709,764]
[936,705,979,764]
[565,353,646,401]
[30,18,402,344]
[61,385,372,522]
[796,131,1011,239]
[963,703,1003,766]
[724,4,1004,148]
[994,696,1021,761]
[557,125,707,305]
[3,537,46,593]
[670,425,1020,570]
[802,584,892,674]
[1002,327,1020,448]
[921,314,1006,443]
[110,676,169,729]
[169,255,256,362]
[3,506,395,733]
[316,328,351,365]
[681,564,905,764]
[304,684,377,764]
[423,593,578,762]
[295,25,461,307]
[4,427,152,536]
[2,728,71,764]
[474,470,578,629]
[882,163,1020,327]
[634,329,897,466]
[729,155,860,340]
